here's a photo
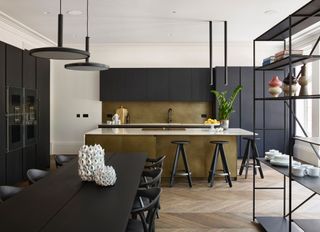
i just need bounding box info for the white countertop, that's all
[85,128,254,136]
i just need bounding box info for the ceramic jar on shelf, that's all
[283,73,299,96]
[268,76,283,97]
[298,65,311,96]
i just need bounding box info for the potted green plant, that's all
[211,85,243,130]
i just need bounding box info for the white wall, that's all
[51,42,281,154]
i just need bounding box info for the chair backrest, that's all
[140,168,163,188]
[0,186,23,202]
[145,155,166,169]
[131,187,161,232]
[55,155,74,168]
[27,169,49,184]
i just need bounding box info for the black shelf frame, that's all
[253,1,320,232]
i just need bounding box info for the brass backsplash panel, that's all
[102,102,213,123]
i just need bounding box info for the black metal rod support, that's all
[285,193,316,217]
[288,15,292,232]
[209,21,213,85]
[58,14,63,47]
[224,21,228,85]
[309,35,320,56]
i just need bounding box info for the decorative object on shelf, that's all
[298,65,311,96]
[78,144,117,186]
[29,0,89,60]
[65,0,109,71]
[211,85,242,130]
[268,76,282,97]
[282,73,298,96]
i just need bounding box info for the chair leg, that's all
[239,141,250,176]
[181,146,192,188]
[220,145,232,188]
[208,145,219,187]
[252,142,264,179]
[169,145,180,187]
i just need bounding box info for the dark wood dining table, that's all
[0,152,146,232]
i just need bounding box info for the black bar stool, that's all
[208,141,232,188]
[169,141,192,188]
[239,137,264,179]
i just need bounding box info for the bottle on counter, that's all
[116,106,128,124]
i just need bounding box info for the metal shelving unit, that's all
[252,1,320,231]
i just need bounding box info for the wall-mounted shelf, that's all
[255,0,320,41]
[255,55,320,71]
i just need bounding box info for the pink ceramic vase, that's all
[269,76,282,87]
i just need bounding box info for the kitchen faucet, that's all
[168,108,173,123]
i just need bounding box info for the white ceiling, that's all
[0,0,310,44]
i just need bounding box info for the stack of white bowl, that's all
[265,149,300,167]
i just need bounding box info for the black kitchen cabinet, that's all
[0,154,5,185]
[168,68,192,101]
[191,68,212,101]
[23,51,36,90]
[146,69,169,101]
[36,58,50,169]
[123,69,147,101]
[6,150,22,185]
[100,68,212,102]
[215,67,241,128]
[265,130,285,152]
[23,144,36,179]
[6,45,22,88]
[0,42,5,155]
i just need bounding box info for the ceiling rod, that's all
[209,21,213,86]
[224,21,228,85]
[64,0,109,71]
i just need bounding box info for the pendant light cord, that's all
[87,0,89,37]
[60,0,62,14]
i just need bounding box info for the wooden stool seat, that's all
[171,141,190,145]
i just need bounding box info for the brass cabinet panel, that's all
[85,134,238,178]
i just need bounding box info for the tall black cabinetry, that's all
[36,58,50,170]
[0,42,50,185]
[0,42,6,185]
[214,67,285,157]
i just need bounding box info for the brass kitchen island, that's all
[85,127,253,179]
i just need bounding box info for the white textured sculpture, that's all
[95,165,117,186]
[78,144,116,186]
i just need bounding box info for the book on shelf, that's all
[262,56,275,66]
[275,50,303,60]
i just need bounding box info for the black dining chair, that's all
[126,187,161,232]
[144,155,166,170]
[55,154,75,168]
[27,169,49,184]
[0,186,23,202]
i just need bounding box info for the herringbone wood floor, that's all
[155,161,320,232]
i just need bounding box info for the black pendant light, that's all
[30,0,90,60]
[65,0,109,71]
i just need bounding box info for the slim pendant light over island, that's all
[29,0,90,60]
[65,0,109,71]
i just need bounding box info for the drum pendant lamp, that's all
[30,0,90,60]
[65,0,109,71]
